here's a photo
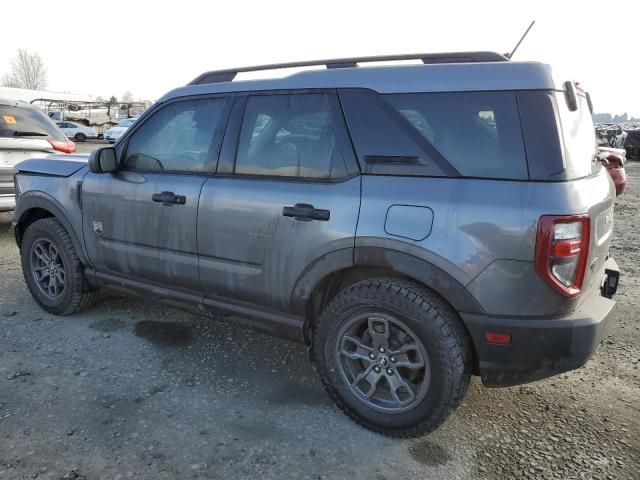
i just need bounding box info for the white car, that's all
[56,121,98,142]
[104,118,137,143]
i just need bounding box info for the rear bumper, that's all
[0,194,15,212]
[461,257,619,387]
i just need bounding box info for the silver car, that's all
[103,118,136,143]
[0,100,74,212]
[56,121,98,142]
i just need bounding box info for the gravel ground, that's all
[0,162,638,480]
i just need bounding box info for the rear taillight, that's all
[48,139,76,154]
[606,154,623,168]
[535,215,590,298]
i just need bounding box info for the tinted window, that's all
[339,90,449,177]
[0,105,66,140]
[235,94,351,179]
[516,91,565,181]
[385,92,528,179]
[124,98,225,173]
[554,92,599,179]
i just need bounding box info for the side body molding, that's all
[354,246,484,314]
[290,248,354,317]
[290,244,484,319]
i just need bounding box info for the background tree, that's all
[1,49,48,90]
[613,113,629,124]
[106,96,118,116]
[592,113,613,123]
[121,91,134,103]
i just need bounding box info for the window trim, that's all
[118,93,234,176]
[339,88,462,178]
[218,89,360,184]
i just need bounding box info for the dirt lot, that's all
[0,161,638,480]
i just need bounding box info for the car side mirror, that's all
[89,147,118,173]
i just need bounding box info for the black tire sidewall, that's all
[21,220,76,312]
[75,133,86,142]
[316,282,467,434]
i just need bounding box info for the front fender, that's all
[12,191,91,267]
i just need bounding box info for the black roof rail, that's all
[188,51,508,85]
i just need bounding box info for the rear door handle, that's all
[282,203,330,222]
[152,191,186,206]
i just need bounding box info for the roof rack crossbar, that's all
[189,51,508,85]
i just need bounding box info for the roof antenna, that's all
[506,20,535,59]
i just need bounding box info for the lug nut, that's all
[378,346,385,353]
[390,356,396,363]
[373,366,381,373]
[386,368,394,375]
[369,352,375,360]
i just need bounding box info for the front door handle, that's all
[152,191,186,206]
[282,203,330,222]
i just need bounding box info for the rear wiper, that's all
[13,131,48,137]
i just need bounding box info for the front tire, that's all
[314,278,472,437]
[21,218,97,315]
[74,132,87,142]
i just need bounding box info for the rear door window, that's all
[384,91,528,179]
[0,105,66,141]
[234,93,355,179]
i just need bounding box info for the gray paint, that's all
[11,55,616,354]
[197,176,360,312]
[162,62,558,101]
[13,168,90,264]
[15,159,613,320]
[15,155,88,177]
[81,170,205,293]
[384,205,434,241]
[356,168,614,315]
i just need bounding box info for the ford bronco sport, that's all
[12,52,620,437]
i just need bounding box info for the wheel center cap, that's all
[377,354,389,367]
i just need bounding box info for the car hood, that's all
[15,154,89,177]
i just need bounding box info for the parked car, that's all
[103,118,136,143]
[12,52,620,437]
[0,100,75,212]
[623,129,640,159]
[55,121,98,142]
[598,147,627,195]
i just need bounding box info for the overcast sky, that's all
[2,0,639,116]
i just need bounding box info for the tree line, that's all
[1,49,143,106]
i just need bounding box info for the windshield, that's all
[0,105,66,140]
[118,119,136,128]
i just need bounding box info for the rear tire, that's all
[314,278,472,437]
[74,132,87,142]
[21,218,97,315]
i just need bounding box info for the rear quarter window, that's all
[554,92,599,179]
[0,105,66,141]
[384,91,528,180]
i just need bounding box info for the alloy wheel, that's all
[335,312,430,413]
[30,238,66,299]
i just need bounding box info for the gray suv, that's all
[11,52,620,437]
